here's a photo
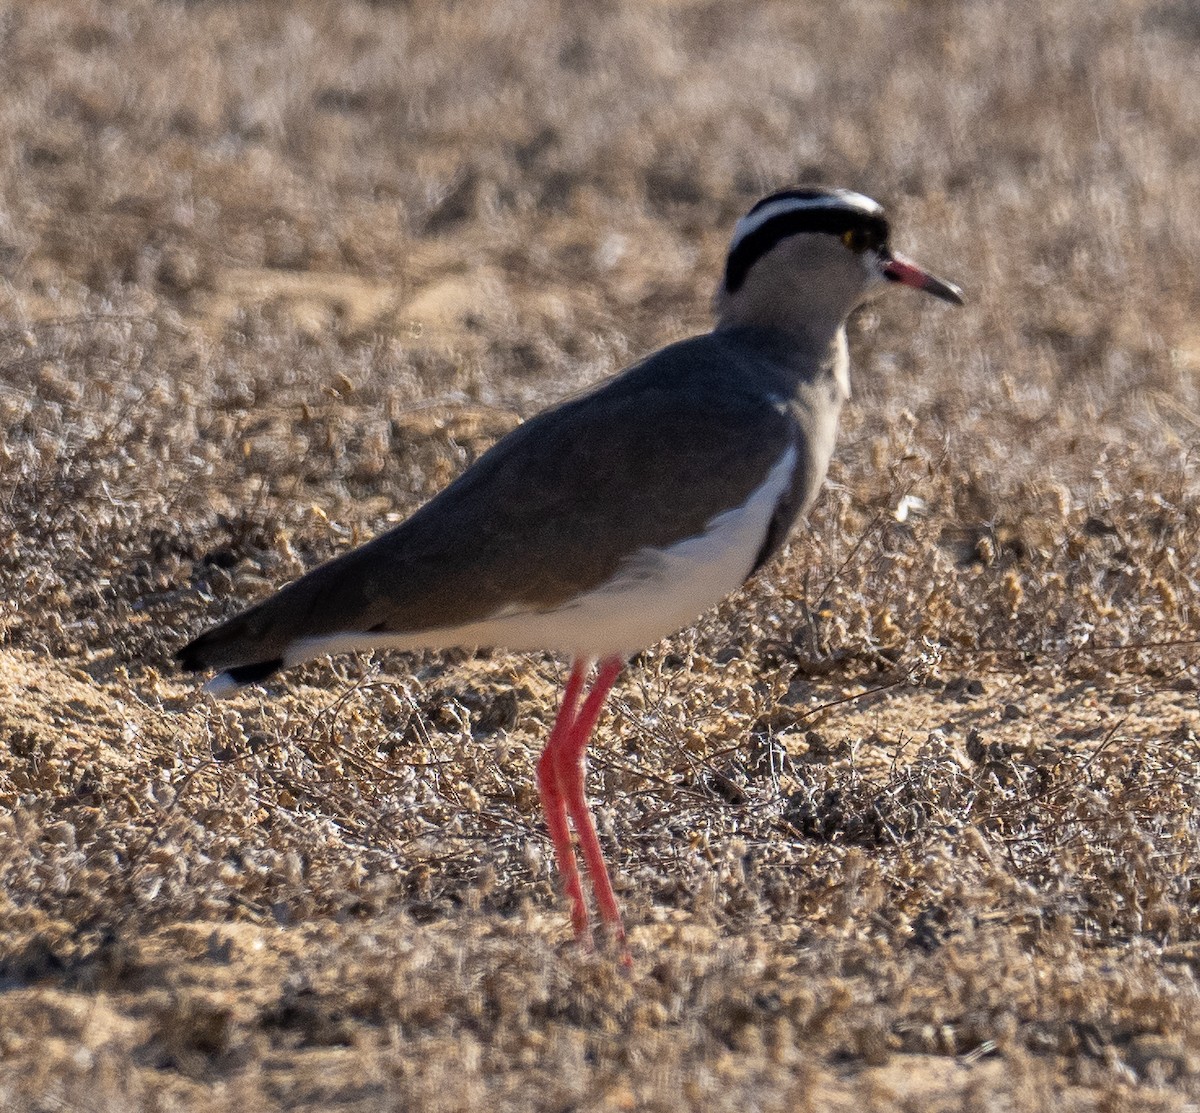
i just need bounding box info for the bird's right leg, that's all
[551,657,625,942]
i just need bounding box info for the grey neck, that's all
[712,322,852,402]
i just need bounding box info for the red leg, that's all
[536,659,591,941]
[551,656,625,941]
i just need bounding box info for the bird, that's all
[177,186,963,948]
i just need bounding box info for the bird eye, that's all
[842,228,867,253]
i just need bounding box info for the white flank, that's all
[286,443,799,666]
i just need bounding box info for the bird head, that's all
[715,187,962,338]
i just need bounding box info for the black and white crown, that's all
[724,187,891,293]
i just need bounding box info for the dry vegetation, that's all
[1,0,1200,1109]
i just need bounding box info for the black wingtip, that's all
[175,631,283,688]
[175,639,205,672]
[224,659,284,686]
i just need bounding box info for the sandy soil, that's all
[2,1,1199,1109]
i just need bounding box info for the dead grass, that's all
[1,0,1200,1109]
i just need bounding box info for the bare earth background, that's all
[1,1,1200,1109]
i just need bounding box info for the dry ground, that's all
[2,0,1200,1109]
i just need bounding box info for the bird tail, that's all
[175,601,289,694]
[175,532,400,694]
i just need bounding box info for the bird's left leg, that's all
[536,659,591,940]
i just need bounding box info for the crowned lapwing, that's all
[178,187,962,948]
